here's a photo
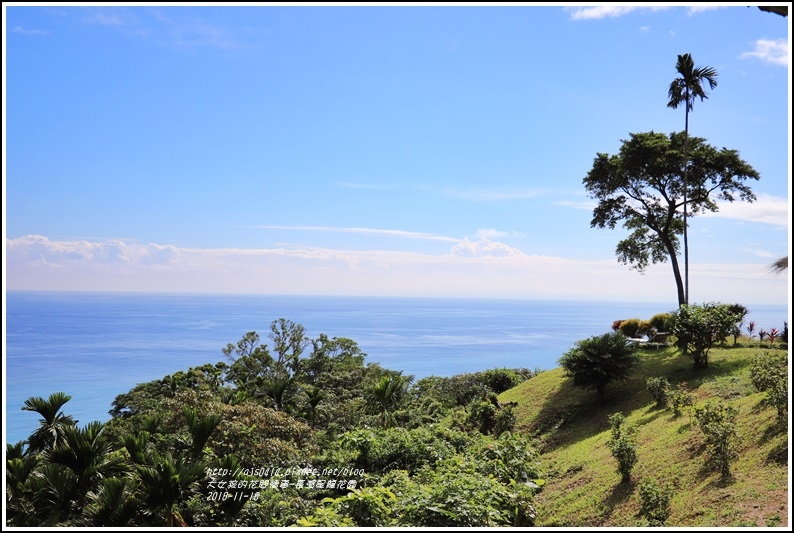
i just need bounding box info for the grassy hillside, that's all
[499,343,789,527]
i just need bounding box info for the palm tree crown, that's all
[22,392,77,453]
[667,53,718,113]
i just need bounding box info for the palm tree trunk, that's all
[683,105,690,306]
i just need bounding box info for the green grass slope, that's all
[499,344,789,527]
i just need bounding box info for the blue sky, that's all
[3,3,791,305]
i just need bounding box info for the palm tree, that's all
[45,421,127,506]
[182,406,222,459]
[136,453,206,527]
[22,392,77,453]
[365,374,407,428]
[667,53,718,306]
[84,477,140,527]
[27,463,79,526]
[769,256,788,273]
[6,442,41,525]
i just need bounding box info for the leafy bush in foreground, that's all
[639,477,674,526]
[693,402,740,478]
[750,352,788,422]
[646,377,671,408]
[607,413,637,483]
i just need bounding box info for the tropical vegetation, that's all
[7,308,787,527]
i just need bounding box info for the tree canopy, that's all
[583,131,759,307]
[558,332,641,404]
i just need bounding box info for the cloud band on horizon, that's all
[5,234,786,306]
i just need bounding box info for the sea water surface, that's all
[4,291,788,445]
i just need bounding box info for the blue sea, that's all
[4,291,788,445]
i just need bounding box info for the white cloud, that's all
[440,187,544,201]
[450,238,525,258]
[6,235,180,267]
[79,7,241,49]
[473,229,524,240]
[5,235,787,305]
[686,6,723,14]
[566,5,669,20]
[557,199,597,211]
[13,26,50,35]
[251,225,460,243]
[740,39,789,67]
[83,11,126,26]
[700,194,789,227]
[567,5,721,21]
[739,247,779,260]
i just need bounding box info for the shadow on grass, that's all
[759,422,788,465]
[767,441,788,465]
[667,356,754,387]
[694,454,737,487]
[702,471,737,488]
[599,480,634,520]
[635,409,666,426]
[529,346,769,454]
[530,349,687,451]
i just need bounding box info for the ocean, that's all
[3,291,788,445]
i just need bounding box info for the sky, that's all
[2,3,791,306]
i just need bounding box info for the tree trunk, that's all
[596,386,606,405]
[661,234,686,308]
[680,100,692,308]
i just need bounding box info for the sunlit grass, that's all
[500,342,789,527]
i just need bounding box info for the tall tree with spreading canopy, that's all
[667,53,718,305]
[583,131,759,307]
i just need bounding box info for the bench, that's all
[627,332,671,349]
[646,332,671,349]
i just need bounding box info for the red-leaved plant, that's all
[768,328,779,347]
[746,321,756,344]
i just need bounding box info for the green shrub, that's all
[341,426,467,475]
[607,413,638,483]
[324,487,397,527]
[618,318,642,339]
[671,303,742,368]
[693,402,740,478]
[646,377,671,408]
[558,332,641,404]
[639,478,674,526]
[415,368,533,409]
[638,320,655,338]
[473,431,543,485]
[649,313,674,333]
[393,454,540,527]
[466,394,516,436]
[750,352,788,422]
[668,384,693,418]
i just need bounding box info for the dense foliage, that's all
[9,312,786,527]
[7,320,542,527]
[671,302,746,368]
